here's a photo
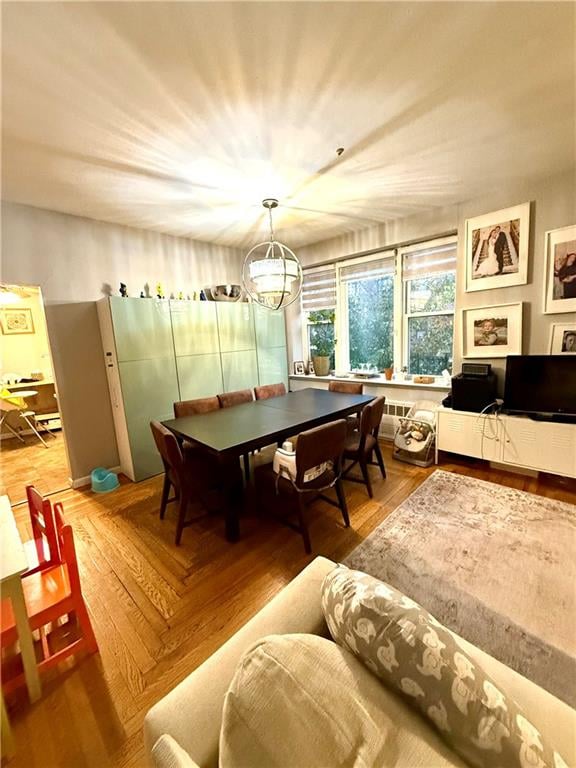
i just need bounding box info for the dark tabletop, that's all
[162,388,373,455]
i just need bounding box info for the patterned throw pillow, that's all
[322,566,569,768]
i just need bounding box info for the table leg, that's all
[243,453,251,484]
[6,578,41,702]
[1,691,15,759]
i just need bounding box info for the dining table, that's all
[162,387,374,542]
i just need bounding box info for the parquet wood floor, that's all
[0,432,70,504]
[3,445,575,767]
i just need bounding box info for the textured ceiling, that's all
[2,2,574,249]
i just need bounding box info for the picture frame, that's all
[465,202,530,292]
[548,322,576,354]
[462,302,523,358]
[543,224,576,314]
[0,307,35,335]
[293,360,305,375]
[308,360,316,375]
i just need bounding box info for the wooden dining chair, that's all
[328,380,364,432]
[342,396,386,498]
[253,382,286,401]
[23,485,60,575]
[150,420,230,545]
[217,389,253,408]
[254,420,349,553]
[173,396,220,417]
[1,503,98,694]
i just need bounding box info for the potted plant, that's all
[311,337,333,377]
[378,352,394,381]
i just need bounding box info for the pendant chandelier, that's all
[242,199,302,310]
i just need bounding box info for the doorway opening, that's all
[0,284,71,504]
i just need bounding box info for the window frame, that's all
[300,236,457,379]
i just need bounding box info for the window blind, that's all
[301,266,337,311]
[339,254,395,283]
[403,241,457,280]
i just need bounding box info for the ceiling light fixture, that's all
[242,199,302,311]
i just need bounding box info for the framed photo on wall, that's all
[0,307,35,335]
[462,302,523,358]
[549,322,576,354]
[543,225,576,314]
[465,202,530,292]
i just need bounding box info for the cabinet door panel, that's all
[217,303,255,352]
[176,354,223,400]
[502,418,575,476]
[254,305,286,349]
[257,347,288,388]
[110,297,173,362]
[221,350,258,392]
[170,301,219,357]
[119,357,179,481]
[438,411,501,461]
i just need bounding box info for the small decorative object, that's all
[101,282,113,297]
[293,361,305,375]
[156,283,165,299]
[178,291,184,300]
[384,366,394,381]
[199,289,207,301]
[413,375,435,384]
[308,360,316,375]
[0,307,35,335]
[465,202,530,292]
[549,322,576,354]
[143,282,152,298]
[462,302,523,358]
[192,292,197,300]
[242,199,302,310]
[187,294,191,300]
[119,282,128,297]
[543,224,576,314]
[140,291,145,298]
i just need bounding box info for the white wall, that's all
[290,170,575,392]
[1,202,243,480]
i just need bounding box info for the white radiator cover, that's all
[379,400,412,441]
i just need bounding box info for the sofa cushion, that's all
[322,566,570,768]
[219,633,467,768]
[151,735,200,768]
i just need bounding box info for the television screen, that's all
[504,356,576,416]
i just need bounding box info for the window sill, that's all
[289,373,450,392]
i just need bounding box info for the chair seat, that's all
[1,564,72,646]
[343,432,377,457]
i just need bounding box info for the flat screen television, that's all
[503,355,576,419]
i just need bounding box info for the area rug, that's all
[345,469,576,706]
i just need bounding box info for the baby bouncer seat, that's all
[393,400,438,467]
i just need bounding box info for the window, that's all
[338,255,395,370]
[300,236,457,378]
[301,267,336,369]
[402,240,457,375]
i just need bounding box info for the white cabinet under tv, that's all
[437,408,576,478]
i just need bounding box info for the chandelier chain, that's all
[268,206,275,243]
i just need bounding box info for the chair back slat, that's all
[53,502,82,596]
[174,397,220,418]
[295,420,347,486]
[150,420,185,476]
[328,381,364,395]
[254,383,286,401]
[218,389,253,409]
[25,485,60,568]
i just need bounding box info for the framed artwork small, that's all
[462,302,523,358]
[308,360,316,375]
[0,307,35,335]
[549,322,576,354]
[465,202,530,293]
[293,361,305,375]
[543,225,576,314]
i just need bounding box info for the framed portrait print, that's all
[0,307,35,335]
[293,360,305,375]
[543,225,576,314]
[308,360,316,375]
[462,302,523,358]
[549,322,576,354]
[465,202,530,292]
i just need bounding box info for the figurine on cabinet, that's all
[119,283,128,297]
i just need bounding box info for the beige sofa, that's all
[144,556,576,768]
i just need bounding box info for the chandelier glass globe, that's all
[242,199,303,310]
